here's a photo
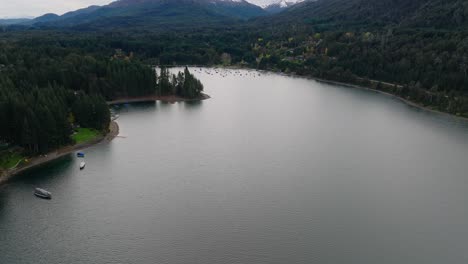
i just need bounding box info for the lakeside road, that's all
[0,121,120,186]
[312,78,468,122]
[165,65,468,120]
[254,67,468,120]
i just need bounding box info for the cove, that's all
[1,68,468,264]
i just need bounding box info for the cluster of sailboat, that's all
[34,151,86,199]
[191,68,262,78]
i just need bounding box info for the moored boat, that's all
[34,188,52,199]
[77,152,85,158]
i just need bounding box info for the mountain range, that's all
[4,0,467,31]
[264,0,468,29]
[8,0,310,30]
[26,0,269,30]
[28,0,266,29]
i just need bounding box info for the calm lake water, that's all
[1,68,468,264]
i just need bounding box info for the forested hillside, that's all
[263,0,468,29]
[246,0,468,115]
[25,0,265,31]
[0,38,204,156]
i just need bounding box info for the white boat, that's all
[34,188,52,199]
[80,161,86,170]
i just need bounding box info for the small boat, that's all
[80,161,86,170]
[77,152,85,158]
[34,188,52,199]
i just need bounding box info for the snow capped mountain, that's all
[246,0,305,9]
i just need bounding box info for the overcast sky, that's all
[0,0,277,18]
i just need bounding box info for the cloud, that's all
[247,0,275,6]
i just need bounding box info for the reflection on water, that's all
[183,100,203,108]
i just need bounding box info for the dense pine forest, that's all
[0,38,204,158]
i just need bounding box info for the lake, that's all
[1,68,468,264]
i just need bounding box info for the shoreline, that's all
[0,121,120,186]
[176,65,467,121]
[311,78,468,122]
[108,93,211,105]
[0,91,210,186]
[267,70,468,121]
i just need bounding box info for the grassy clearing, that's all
[72,128,101,144]
[0,151,24,170]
